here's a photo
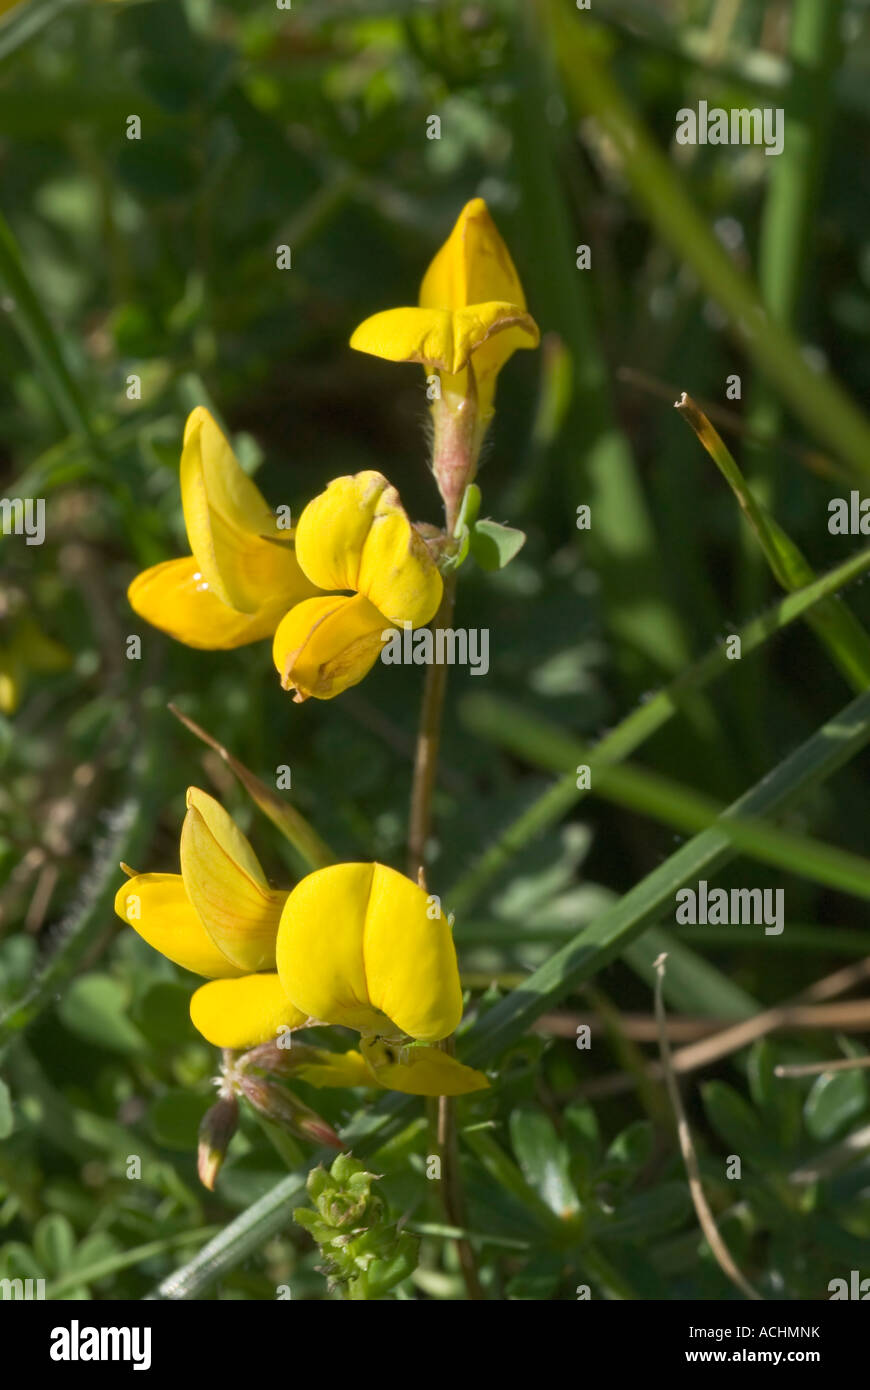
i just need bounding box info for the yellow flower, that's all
[128,407,319,649]
[179,787,288,973]
[276,861,463,1042]
[189,974,305,1050]
[290,1040,487,1096]
[114,787,306,1048]
[272,593,388,702]
[349,198,539,423]
[272,472,443,701]
[116,803,487,1093]
[359,1038,488,1096]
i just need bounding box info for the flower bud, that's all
[238,1074,342,1149]
[197,1093,239,1191]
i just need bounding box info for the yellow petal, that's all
[180,788,287,972]
[114,872,243,978]
[360,1037,489,1096]
[180,406,316,614]
[128,556,295,649]
[420,198,526,314]
[349,302,538,376]
[295,1048,375,1089]
[276,862,463,1042]
[272,593,386,702]
[294,472,442,626]
[420,200,538,412]
[190,973,307,1049]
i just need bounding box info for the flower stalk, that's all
[407,566,483,1298]
[431,369,481,535]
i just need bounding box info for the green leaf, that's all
[748,1040,802,1150]
[441,483,480,572]
[701,1082,778,1163]
[453,482,481,537]
[593,1184,691,1243]
[804,1069,868,1142]
[33,1215,76,1275]
[470,519,527,571]
[602,1119,654,1177]
[0,1241,44,1281]
[58,975,147,1056]
[509,1109,580,1219]
[563,1100,601,1185]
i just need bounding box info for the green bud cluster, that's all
[294,1153,418,1300]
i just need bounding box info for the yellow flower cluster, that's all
[115,789,487,1095]
[120,199,536,1101]
[128,413,440,701]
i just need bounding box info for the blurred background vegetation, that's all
[2,0,870,1300]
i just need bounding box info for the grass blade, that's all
[462,694,870,903]
[546,2,870,479]
[677,393,870,692]
[461,686,870,1067]
[448,542,870,914]
[168,704,336,874]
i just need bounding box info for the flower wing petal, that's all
[180,788,287,972]
[272,593,386,702]
[128,556,293,650]
[189,973,307,1048]
[350,302,537,375]
[295,1048,375,1089]
[180,407,313,614]
[361,1038,489,1095]
[114,872,243,978]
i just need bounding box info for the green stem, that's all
[407,573,457,880]
[406,571,481,1297]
